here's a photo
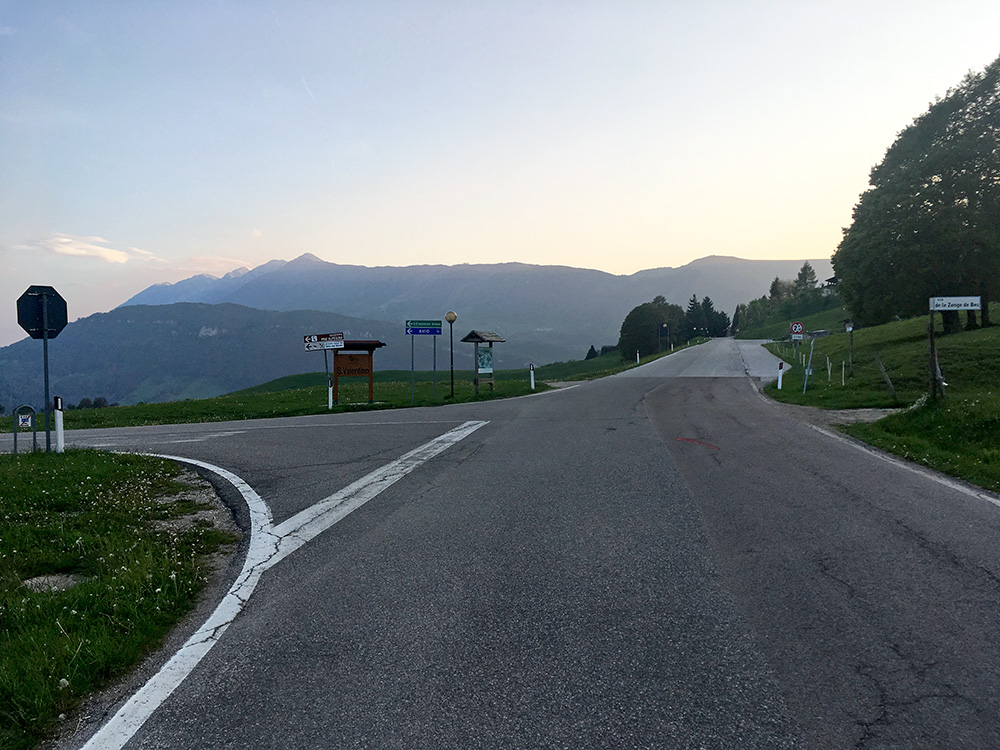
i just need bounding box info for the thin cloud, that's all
[128,246,167,262]
[17,234,167,263]
[300,74,316,101]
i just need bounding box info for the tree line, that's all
[731,262,838,335]
[616,294,731,359]
[833,53,999,333]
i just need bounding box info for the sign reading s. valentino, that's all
[334,353,372,377]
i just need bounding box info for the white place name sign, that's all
[930,296,981,311]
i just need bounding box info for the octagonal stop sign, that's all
[17,285,68,340]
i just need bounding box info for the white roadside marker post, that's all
[54,396,64,453]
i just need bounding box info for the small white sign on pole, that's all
[304,332,345,351]
[930,296,981,311]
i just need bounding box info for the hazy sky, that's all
[2,1,999,347]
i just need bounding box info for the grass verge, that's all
[761,305,1000,493]
[842,395,1000,493]
[7,344,708,432]
[0,449,240,750]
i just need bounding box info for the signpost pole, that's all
[368,354,375,403]
[404,320,442,403]
[433,335,437,399]
[324,349,333,410]
[926,297,980,399]
[928,311,939,400]
[446,312,457,399]
[17,286,67,451]
[333,351,340,404]
[42,291,52,452]
[847,323,854,377]
[802,338,815,395]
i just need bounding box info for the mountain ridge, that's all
[122,254,832,345]
[2,255,833,409]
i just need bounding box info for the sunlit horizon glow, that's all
[2,1,999,346]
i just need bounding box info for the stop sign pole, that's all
[17,286,68,452]
[42,295,52,451]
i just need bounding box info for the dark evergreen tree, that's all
[701,297,731,336]
[794,262,818,296]
[769,277,794,300]
[585,345,599,360]
[684,295,707,339]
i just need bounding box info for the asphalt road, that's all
[20,339,1000,749]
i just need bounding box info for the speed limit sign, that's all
[790,321,804,340]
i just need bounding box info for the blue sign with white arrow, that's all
[405,320,442,335]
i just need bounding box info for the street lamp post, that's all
[445,310,457,398]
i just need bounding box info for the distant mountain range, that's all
[123,252,833,354]
[0,304,404,410]
[1,254,831,408]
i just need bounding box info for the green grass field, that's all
[0,450,239,750]
[3,345,709,433]
[736,305,850,341]
[27,374,540,431]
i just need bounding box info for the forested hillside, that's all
[731,262,843,338]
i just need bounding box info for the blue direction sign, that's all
[405,319,442,335]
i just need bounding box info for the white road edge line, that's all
[81,419,488,750]
[806,422,1000,509]
[746,376,1000,509]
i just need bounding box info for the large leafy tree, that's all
[833,55,1000,329]
[618,296,684,358]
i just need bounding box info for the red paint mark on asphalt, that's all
[675,437,721,450]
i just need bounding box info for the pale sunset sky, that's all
[2,1,999,346]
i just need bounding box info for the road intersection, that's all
[22,339,1000,749]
